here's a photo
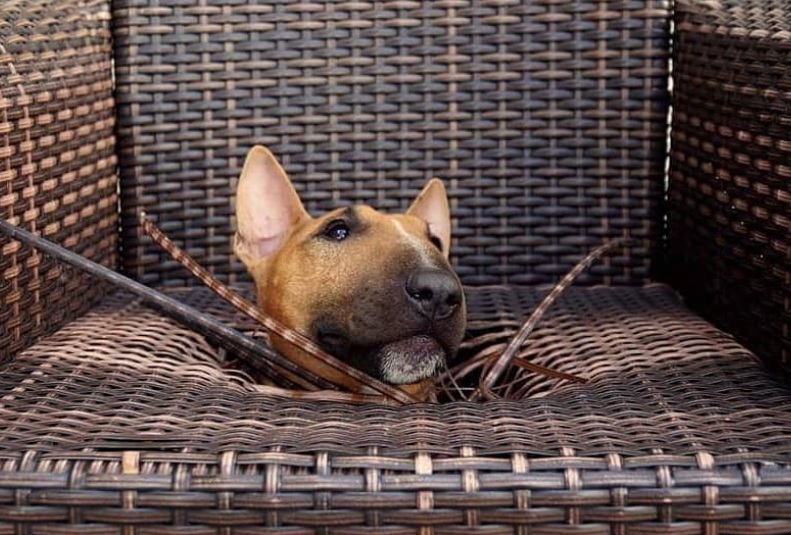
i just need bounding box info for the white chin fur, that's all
[378,336,445,384]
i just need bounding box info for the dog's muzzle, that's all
[314,265,465,385]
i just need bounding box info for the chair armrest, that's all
[668,0,791,368]
[0,0,118,364]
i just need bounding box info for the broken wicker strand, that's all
[0,218,314,393]
[140,213,418,405]
[472,238,632,401]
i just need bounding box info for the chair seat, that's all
[1,284,788,457]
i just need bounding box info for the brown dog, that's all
[234,146,466,396]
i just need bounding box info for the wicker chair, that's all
[1,0,790,532]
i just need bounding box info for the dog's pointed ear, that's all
[234,145,310,267]
[406,178,452,258]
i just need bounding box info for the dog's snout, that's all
[406,268,462,320]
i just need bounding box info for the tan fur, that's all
[234,146,465,401]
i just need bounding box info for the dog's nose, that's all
[405,268,462,320]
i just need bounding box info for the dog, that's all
[233,146,466,399]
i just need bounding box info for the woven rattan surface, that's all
[669,0,791,369]
[0,0,118,364]
[1,285,790,532]
[113,0,670,288]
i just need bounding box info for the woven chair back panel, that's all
[113,0,670,287]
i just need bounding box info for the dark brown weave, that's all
[1,286,790,532]
[5,0,791,532]
[0,0,118,364]
[113,0,670,288]
[669,0,791,369]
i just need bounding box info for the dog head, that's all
[234,146,466,388]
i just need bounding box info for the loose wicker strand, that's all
[141,213,418,405]
[0,218,308,389]
[473,239,631,400]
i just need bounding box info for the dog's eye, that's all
[429,234,443,252]
[323,220,350,242]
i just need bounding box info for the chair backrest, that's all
[0,0,118,364]
[113,0,670,288]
